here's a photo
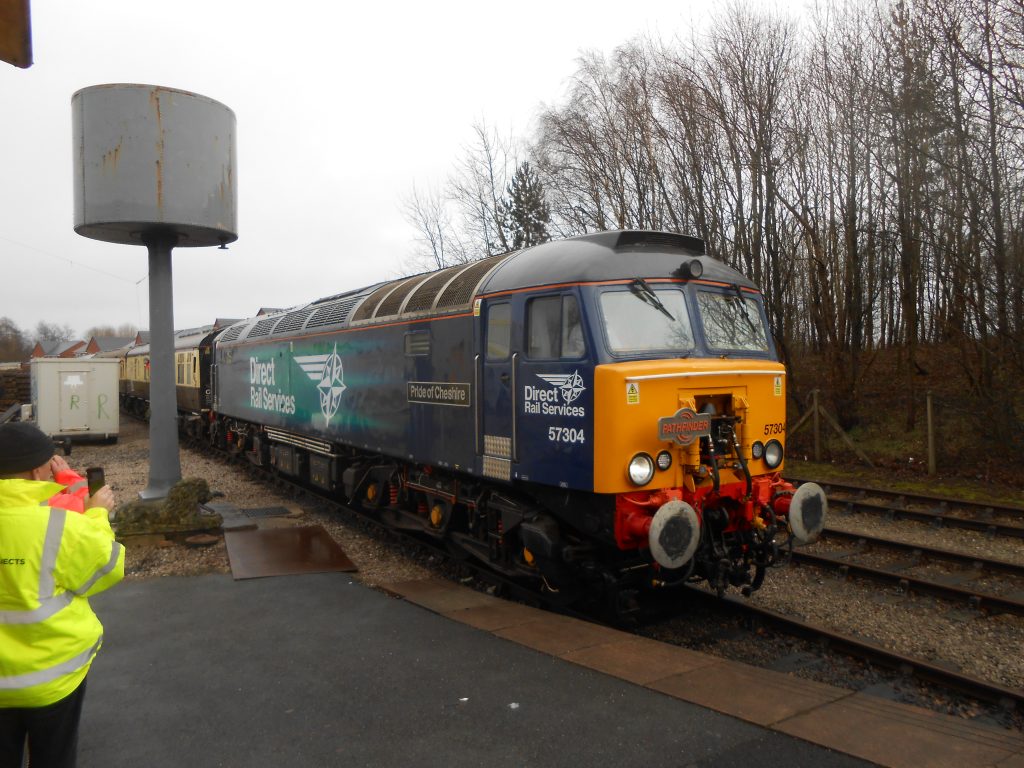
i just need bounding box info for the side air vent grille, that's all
[306,296,361,328]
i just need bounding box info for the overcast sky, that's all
[1,0,801,339]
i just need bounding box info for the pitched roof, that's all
[90,336,135,352]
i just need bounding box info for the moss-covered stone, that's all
[113,477,222,536]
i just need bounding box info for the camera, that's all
[86,467,105,497]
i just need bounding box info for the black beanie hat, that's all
[0,423,56,475]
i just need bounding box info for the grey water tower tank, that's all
[72,84,237,246]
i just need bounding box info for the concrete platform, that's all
[83,574,875,768]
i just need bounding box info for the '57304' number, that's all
[548,426,585,444]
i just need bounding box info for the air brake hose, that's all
[706,439,720,492]
[732,431,753,498]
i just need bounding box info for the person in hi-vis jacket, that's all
[0,422,124,768]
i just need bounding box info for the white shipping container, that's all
[30,358,120,442]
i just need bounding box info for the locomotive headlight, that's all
[628,453,655,485]
[764,439,784,468]
[656,451,673,471]
[751,441,765,460]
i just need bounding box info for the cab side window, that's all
[486,303,511,360]
[528,294,585,359]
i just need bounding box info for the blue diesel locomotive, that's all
[208,231,826,604]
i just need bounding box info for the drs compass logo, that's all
[523,371,587,417]
[295,343,347,424]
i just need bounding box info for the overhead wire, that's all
[0,233,147,285]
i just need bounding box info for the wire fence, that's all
[785,388,1022,475]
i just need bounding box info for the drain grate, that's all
[242,506,291,518]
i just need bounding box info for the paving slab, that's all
[997,752,1024,768]
[493,611,632,656]
[561,636,720,685]
[82,574,873,768]
[383,577,499,612]
[649,658,851,726]
[443,600,547,632]
[776,692,1024,768]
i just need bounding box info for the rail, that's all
[684,585,1024,712]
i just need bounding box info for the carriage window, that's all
[486,303,511,360]
[600,288,693,353]
[528,294,585,359]
[697,290,769,352]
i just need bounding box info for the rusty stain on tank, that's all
[149,87,166,212]
[101,140,122,172]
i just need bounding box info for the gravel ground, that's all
[69,419,433,586]
[69,418,1023,729]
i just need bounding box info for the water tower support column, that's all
[140,234,182,500]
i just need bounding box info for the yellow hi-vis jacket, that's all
[0,477,125,708]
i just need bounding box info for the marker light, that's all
[656,451,673,471]
[751,441,765,460]
[628,453,655,486]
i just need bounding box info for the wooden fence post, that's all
[927,391,936,475]
[812,389,821,462]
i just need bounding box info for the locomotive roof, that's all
[480,231,757,294]
[215,231,757,345]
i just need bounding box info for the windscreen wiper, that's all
[630,278,675,321]
[730,283,761,337]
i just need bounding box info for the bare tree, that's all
[0,317,30,362]
[401,183,469,271]
[34,321,75,344]
[448,121,515,256]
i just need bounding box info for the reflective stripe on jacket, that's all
[0,478,125,708]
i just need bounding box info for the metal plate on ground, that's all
[224,525,358,580]
[242,506,292,518]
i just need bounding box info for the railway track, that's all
[683,585,1024,713]
[788,475,1024,538]
[797,529,1024,616]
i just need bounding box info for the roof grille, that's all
[403,264,464,313]
[220,325,244,342]
[351,283,395,321]
[615,231,705,254]
[375,274,430,318]
[306,296,361,328]
[247,317,281,338]
[436,253,510,309]
[273,308,315,335]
